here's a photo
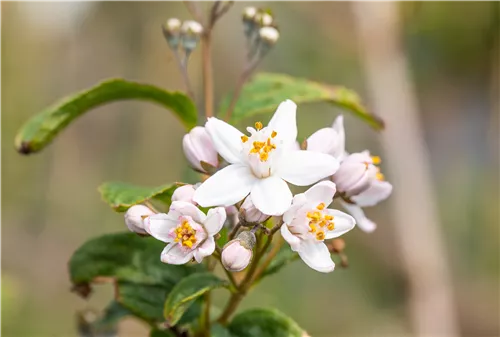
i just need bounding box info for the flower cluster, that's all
[125,99,392,273]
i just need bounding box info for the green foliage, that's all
[228,308,304,337]
[99,181,178,212]
[259,245,298,280]
[14,79,197,154]
[220,73,384,130]
[150,329,176,337]
[93,301,132,329]
[164,273,229,326]
[211,324,233,337]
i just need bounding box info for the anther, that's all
[255,121,263,130]
[371,156,382,165]
[316,203,325,210]
[271,130,277,138]
[241,135,249,143]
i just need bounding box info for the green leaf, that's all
[220,73,384,130]
[228,308,304,337]
[15,78,197,154]
[259,245,298,280]
[93,301,133,329]
[150,329,176,337]
[118,282,170,322]
[211,324,233,337]
[99,182,178,212]
[164,273,228,326]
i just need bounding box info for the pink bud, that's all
[240,197,269,223]
[332,152,376,197]
[172,185,196,205]
[221,232,256,272]
[124,205,155,234]
[182,127,218,172]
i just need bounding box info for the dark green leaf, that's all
[93,301,132,329]
[15,78,197,154]
[118,282,169,322]
[211,324,233,337]
[228,308,303,337]
[259,245,298,280]
[150,329,176,337]
[216,227,230,247]
[164,273,228,326]
[99,182,178,212]
[220,73,384,130]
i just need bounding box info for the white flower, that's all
[240,196,270,223]
[183,126,219,172]
[281,181,355,273]
[221,231,256,272]
[306,115,346,161]
[172,184,197,205]
[193,100,339,216]
[146,201,226,264]
[332,151,380,197]
[124,205,155,234]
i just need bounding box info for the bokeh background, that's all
[2,2,499,337]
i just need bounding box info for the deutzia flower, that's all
[124,205,155,234]
[281,181,355,273]
[183,127,219,173]
[193,100,339,216]
[146,201,226,264]
[306,115,393,233]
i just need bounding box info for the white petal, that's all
[204,207,226,235]
[278,150,339,186]
[169,201,206,223]
[161,244,194,265]
[283,193,307,224]
[267,100,297,145]
[324,209,356,239]
[297,241,335,273]
[341,201,377,233]
[306,128,339,155]
[205,117,243,164]
[331,115,346,160]
[193,237,216,263]
[147,213,178,242]
[250,176,292,216]
[194,164,257,207]
[352,180,393,207]
[304,181,336,206]
[281,225,301,251]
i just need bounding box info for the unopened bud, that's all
[221,231,256,272]
[332,152,376,197]
[162,18,182,48]
[182,126,219,173]
[181,20,203,52]
[172,185,196,205]
[240,197,269,223]
[259,26,279,52]
[124,205,155,234]
[242,7,257,21]
[254,11,273,27]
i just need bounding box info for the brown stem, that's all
[172,50,196,101]
[184,1,204,24]
[201,33,214,118]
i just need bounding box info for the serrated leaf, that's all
[228,308,303,337]
[15,78,197,154]
[117,282,169,322]
[99,182,177,212]
[220,73,384,130]
[164,273,228,326]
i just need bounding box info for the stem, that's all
[173,50,196,101]
[201,33,214,118]
[184,1,204,24]
[228,222,241,241]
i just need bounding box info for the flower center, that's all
[365,155,385,181]
[307,203,335,241]
[241,122,278,162]
[174,220,197,248]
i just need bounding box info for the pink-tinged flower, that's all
[172,184,197,205]
[332,151,380,197]
[124,205,155,234]
[240,197,270,223]
[193,100,339,216]
[281,181,355,273]
[146,201,226,264]
[221,231,256,272]
[183,126,219,173]
[306,115,346,161]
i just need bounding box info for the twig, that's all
[172,50,196,101]
[184,1,204,24]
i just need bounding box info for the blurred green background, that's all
[2,2,499,336]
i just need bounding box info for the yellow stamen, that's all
[316,203,325,210]
[255,121,263,130]
[371,156,382,165]
[259,152,269,162]
[316,231,325,241]
[324,215,333,221]
[241,135,249,143]
[271,130,277,138]
[309,223,317,233]
[327,223,335,231]
[376,172,385,181]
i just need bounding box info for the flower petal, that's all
[297,241,335,273]
[281,224,301,251]
[340,201,377,233]
[147,213,178,242]
[306,128,339,155]
[352,180,393,207]
[304,181,336,207]
[331,115,346,160]
[169,201,206,223]
[193,237,216,263]
[283,193,307,224]
[161,244,194,265]
[250,176,292,216]
[205,117,243,164]
[278,150,339,186]
[194,164,257,207]
[324,209,356,239]
[204,207,226,235]
[267,100,297,145]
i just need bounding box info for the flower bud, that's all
[124,205,155,234]
[332,152,377,197]
[162,18,182,48]
[258,26,279,54]
[254,11,273,27]
[182,126,219,173]
[240,197,269,223]
[172,185,196,205]
[242,7,257,22]
[181,20,203,52]
[221,231,256,272]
